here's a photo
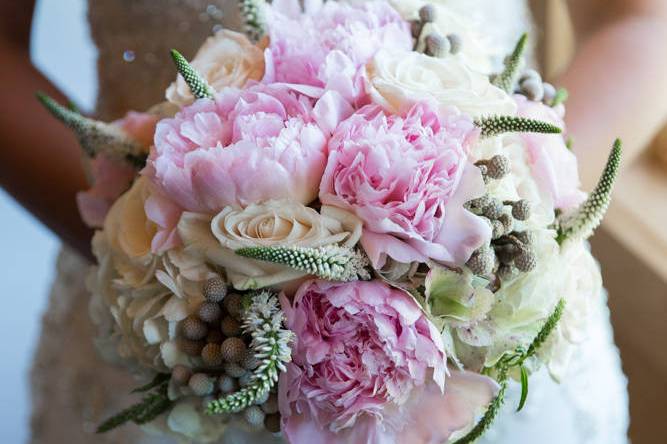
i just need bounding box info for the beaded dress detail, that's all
[29,1,629,443]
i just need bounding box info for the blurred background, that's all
[0,0,665,443]
[0,0,96,442]
[532,2,667,442]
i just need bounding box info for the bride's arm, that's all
[563,0,667,189]
[0,1,93,258]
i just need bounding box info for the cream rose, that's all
[367,49,516,118]
[178,200,363,290]
[165,30,264,106]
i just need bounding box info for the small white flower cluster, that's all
[206,291,294,414]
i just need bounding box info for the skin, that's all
[1,0,666,257]
[564,0,667,189]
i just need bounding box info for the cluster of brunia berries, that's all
[466,154,537,280]
[516,68,567,107]
[171,277,280,432]
[411,4,463,57]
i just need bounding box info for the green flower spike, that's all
[169,49,215,99]
[551,87,569,107]
[239,0,266,42]
[475,115,562,138]
[452,368,509,444]
[36,92,145,166]
[236,245,371,282]
[492,32,528,93]
[557,139,622,244]
[97,375,172,433]
[454,299,566,443]
[207,291,294,414]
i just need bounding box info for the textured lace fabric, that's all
[29,1,629,443]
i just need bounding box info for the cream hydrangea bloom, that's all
[178,200,363,290]
[382,0,495,72]
[89,178,217,372]
[165,30,264,106]
[366,49,516,118]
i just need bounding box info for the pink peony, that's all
[279,279,498,444]
[263,0,412,104]
[319,103,490,269]
[77,112,158,228]
[145,83,330,250]
[515,95,586,210]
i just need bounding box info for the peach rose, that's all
[166,30,264,106]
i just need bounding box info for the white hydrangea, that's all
[88,232,216,372]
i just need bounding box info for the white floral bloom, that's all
[89,230,216,373]
[89,175,220,371]
[165,30,264,106]
[178,200,363,290]
[474,134,557,229]
[366,49,516,118]
[447,230,600,380]
[540,242,600,381]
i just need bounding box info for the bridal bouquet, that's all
[39,0,621,442]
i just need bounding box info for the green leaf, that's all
[169,49,215,99]
[452,368,509,444]
[131,373,170,394]
[517,365,529,412]
[97,383,171,433]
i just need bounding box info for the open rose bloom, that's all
[42,0,617,442]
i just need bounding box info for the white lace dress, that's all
[29,1,629,443]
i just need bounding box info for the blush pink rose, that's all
[319,103,490,269]
[77,112,158,228]
[515,95,586,210]
[279,279,498,444]
[263,0,412,104]
[145,84,329,251]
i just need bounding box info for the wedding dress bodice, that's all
[30,1,629,443]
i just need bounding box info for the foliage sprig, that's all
[206,291,294,414]
[453,299,566,443]
[36,92,146,166]
[475,115,562,138]
[557,140,622,244]
[169,49,215,99]
[237,245,371,282]
[492,33,528,93]
[97,376,171,433]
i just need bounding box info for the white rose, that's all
[367,49,516,118]
[178,200,363,290]
[541,242,600,381]
[166,30,264,106]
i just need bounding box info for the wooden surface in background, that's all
[534,1,667,442]
[591,229,667,444]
